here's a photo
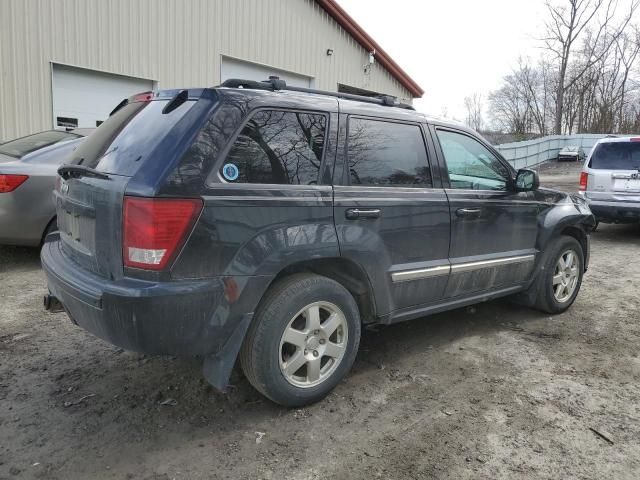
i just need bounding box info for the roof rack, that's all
[219,76,415,110]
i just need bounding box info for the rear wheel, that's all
[240,273,361,407]
[532,236,584,314]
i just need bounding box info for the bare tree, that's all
[615,27,640,128]
[464,93,484,131]
[488,73,531,136]
[488,59,556,136]
[542,0,638,134]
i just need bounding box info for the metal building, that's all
[0,0,423,141]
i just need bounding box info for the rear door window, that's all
[220,110,327,185]
[68,99,195,176]
[0,131,81,158]
[346,118,432,187]
[589,142,640,170]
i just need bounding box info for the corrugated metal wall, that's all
[494,134,616,169]
[0,0,413,141]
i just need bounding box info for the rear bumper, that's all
[586,199,640,222]
[41,234,268,356]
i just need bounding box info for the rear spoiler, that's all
[109,88,214,117]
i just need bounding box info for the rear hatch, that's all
[586,140,640,202]
[55,91,200,280]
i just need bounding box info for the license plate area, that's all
[61,211,81,241]
[613,178,640,193]
[55,194,96,257]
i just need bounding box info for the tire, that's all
[531,236,584,314]
[240,273,361,407]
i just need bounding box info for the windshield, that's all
[589,142,640,170]
[0,131,81,158]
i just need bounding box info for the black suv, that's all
[42,79,595,406]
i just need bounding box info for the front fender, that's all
[532,190,595,277]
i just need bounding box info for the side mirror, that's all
[515,168,539,192]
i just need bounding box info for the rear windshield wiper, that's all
[58,165,111,181]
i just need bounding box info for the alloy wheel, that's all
[552,249,580,303]
[278,301,348,388]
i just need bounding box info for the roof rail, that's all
[219,76,415,110]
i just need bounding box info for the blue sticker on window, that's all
[222,163,239,181]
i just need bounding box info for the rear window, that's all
[590,142,640,170]
[69,99,195,176]
[220,110,327,185]
[0,131,81,158]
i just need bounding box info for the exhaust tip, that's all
[43,294,64,313]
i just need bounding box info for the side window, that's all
[221,110,326,185]
[347,118,432,187]
[437,130,510,191]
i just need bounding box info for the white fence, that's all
[494,134,616,169]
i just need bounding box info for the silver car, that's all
[558,145,585,162]
[0,129,91,246]
[579,136,640,224]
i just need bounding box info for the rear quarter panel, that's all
[163,90,341,316]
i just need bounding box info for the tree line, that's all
[465,0,640,138]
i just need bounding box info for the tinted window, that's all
[0,131,81,158]
[69,99,195,175]
[437,130,509,190]
[589,142,640,170]
[221,110,326,185]
[347,118,431,187]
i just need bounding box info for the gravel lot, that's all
[1,161,639,480]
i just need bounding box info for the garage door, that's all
[221,57,312,88]
[52,64,154,129]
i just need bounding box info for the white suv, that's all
[579,136,640,225]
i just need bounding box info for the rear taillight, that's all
[0,174,29,193]
[123,197,203,271]
[579,172,588,191]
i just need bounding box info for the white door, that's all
[52,64,154,129]
[220,57,312,88]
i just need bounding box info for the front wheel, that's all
[532,236,584,314]
[240,273,361,407]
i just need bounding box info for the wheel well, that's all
[40,216,57,246]
[560,226,587,259]
[271,258,376,323]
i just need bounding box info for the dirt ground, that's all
[2,160,640,480]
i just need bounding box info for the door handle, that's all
[345,208,381,220]
[456,207,482,217]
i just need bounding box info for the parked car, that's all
[579,136,640,224]
[0,129,92,246]
[558,145,585,162]
[41,80,595,406]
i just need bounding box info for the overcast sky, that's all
[337,0,549,120]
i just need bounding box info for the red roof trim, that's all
[316,0,424,98]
